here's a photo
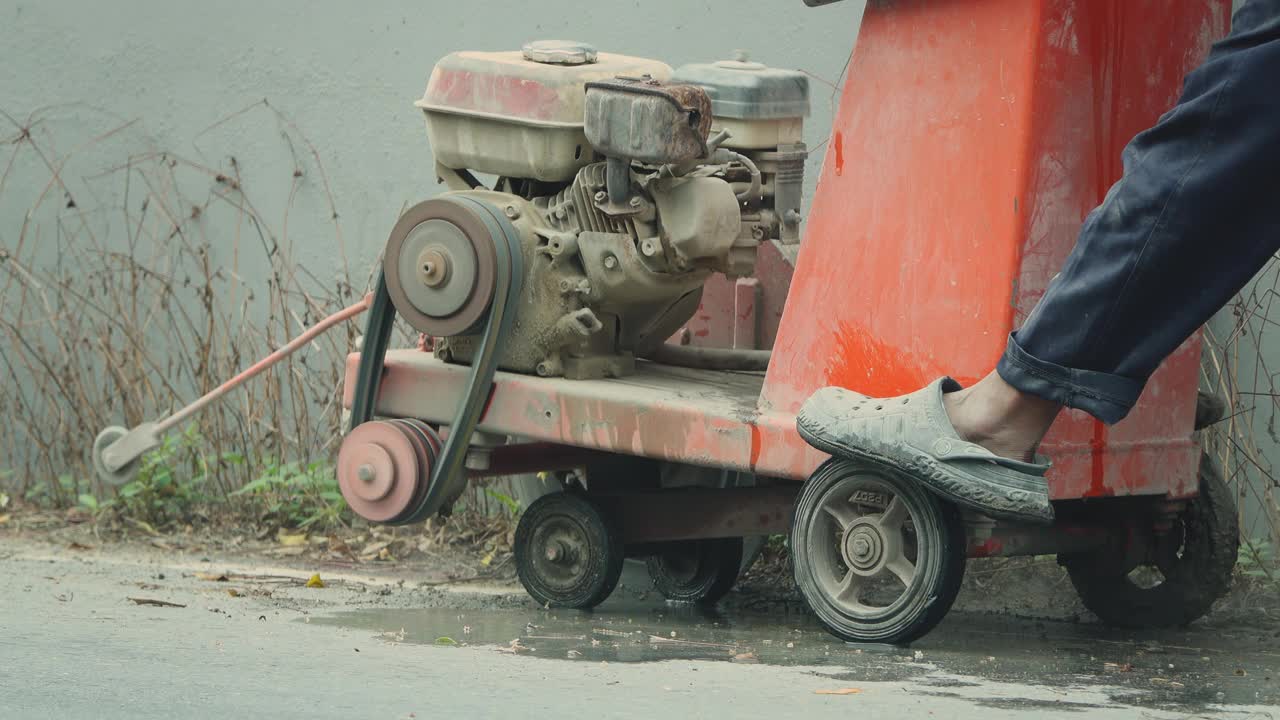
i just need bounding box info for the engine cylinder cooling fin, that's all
[538,163,637,238]
[773,156,806,184]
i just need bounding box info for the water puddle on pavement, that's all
[313,597,1278,713]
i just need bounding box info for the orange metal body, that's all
[765,0,1228,499]
[348,0,1229,500]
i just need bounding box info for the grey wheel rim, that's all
[531,514,593,594]
[808,474,920,619]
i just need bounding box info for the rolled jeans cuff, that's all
[995,334,1143,424]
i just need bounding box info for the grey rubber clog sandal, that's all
[796,378,1054,525]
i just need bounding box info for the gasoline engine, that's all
[93,39,812,528]
[385,40,810,379]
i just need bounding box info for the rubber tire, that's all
[791,458,967,645]
[646,537,745,605]
[515,492,625,610]
[1063,453,1238,628]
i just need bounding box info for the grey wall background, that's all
[0,0,863,498]
[1,0,864,275]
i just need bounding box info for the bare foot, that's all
[942,371,1061,463]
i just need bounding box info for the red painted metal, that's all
[677,240,797,351]
[732,277,760,350]
[762,0,1227,499]
[344,350,826,480]
[347,0,1229,505]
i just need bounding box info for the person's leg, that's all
[949,0,1280,461]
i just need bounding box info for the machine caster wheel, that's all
[646,537,744,605]
[1062,453,1238,628]
[791,458,966,645]
[515,492,624,610]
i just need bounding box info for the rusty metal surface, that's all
[342,349,827,481]
[341,345,1200,501]
[584,78,712,164]
[595,485,799,543]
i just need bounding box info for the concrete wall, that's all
[0,0,863,492]
[1,0,864,275]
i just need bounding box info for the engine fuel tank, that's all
[417,41,672,181]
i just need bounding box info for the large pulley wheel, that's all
[646,537,744,605]
[515,492,625,610]
[383,198,500,337]
[791,458,966,645]
[1062,452,1238,628]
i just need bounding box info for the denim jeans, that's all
[997,0,1280,423]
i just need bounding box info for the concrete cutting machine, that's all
[95,0,1239,644]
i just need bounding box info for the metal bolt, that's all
[603,255,618,270]
[357,464,375,483]
[464,449,490,471]
[594,191,608,203]
[419,247,449,287]
[504,205,520,219]
[628,196,642,208]
[852,536,871,558]
[545,541,572,564]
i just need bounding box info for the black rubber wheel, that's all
[646,537,744,605]
[1062,452,1238,628]
[515,492,624,610]
[791,458,966,645]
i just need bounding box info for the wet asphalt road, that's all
[2,549,1277,719]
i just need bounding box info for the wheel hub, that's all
[532,518,590,591]
[545,539,576,565]
[417,246,451,288]
[843,518,887,574]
